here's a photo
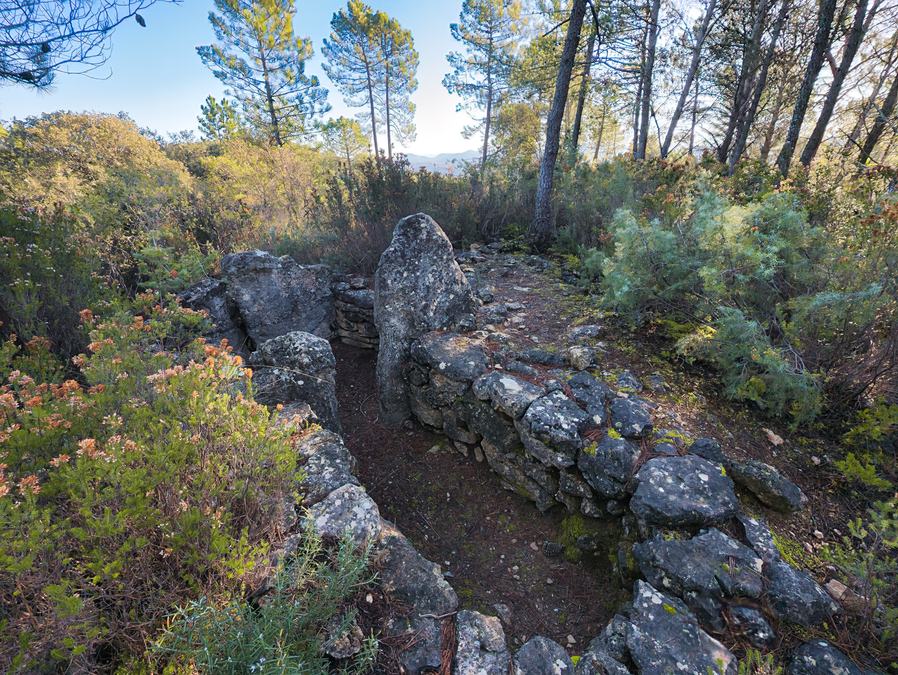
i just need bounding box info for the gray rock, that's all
[616,371,643,392]
[629,456,739,528]
[506,360,540,377]
[609,397,653,439]
[574,647,632,675]
[787,640,868,675]
[633,529,763,627]
[296,429,358,506]
[622,581,736,675]
[178,277,248,353]
[250,331,341,432]
[374,213,476,425]
[568,372,612,427]
[384,614,443,674]
[568,346,597,371]
[519,348,567,367]
[568,324,603,343]
[473,371,544,419]
[729,459,807,513]
[455,610,511,675]
[307,484,381,545]
[729,606,776,649]
[736,513,781,563]
[513,636,575,674]
[456,397,522,452]
[578,436,641,499]
[517,391,589,468]
[766,559,838,627]
[375,525,458,616]
[688,437,725,464]
[410,332,489,382]
[221,250,333,344]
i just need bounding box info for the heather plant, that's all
[0,296,304,671]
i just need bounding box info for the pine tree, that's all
[319,116,369,169]
[443,0,521,174]
[197,0,329,146]
[322,1,418,160]
[198,95,242,140]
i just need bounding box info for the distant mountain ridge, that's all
[403,150,479,173]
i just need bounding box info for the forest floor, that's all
[334,251,862,657]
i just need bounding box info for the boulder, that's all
[688,437,726,464]
[518,348,567,367]
[729,459,807,513]
[374,213,476,425]
[609,397,653,439]
[786,640,869,675]
[574,647,632,675]
[568,345,597,370]
[178,277,248,353]
[517,390,589,468]
[249,331,341,433]
[455,610,511,675]
[513,636,575,674]
[295,429,358,506]
[306,484,381,546]
[578,435,641,499]
[633,529,763,627]
[736,513,781,564]
[621,581,736,675]
[629,455,739,528]
[766,559,838,627]
[410,332,489,382]
[384,614,443,674]
[221,250,333,344]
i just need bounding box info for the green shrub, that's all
[154,528,378,674]
[836,402,898,490]
[0,296,303,671]
[824,497,898,668]
[677,308,822,427]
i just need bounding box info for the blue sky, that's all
[0,1,476,156]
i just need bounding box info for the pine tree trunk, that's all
[661,0,717,158]
[636,0,661,159]
[258,46,283,147]
[799,0,872,167]
[845,31,897,151]
[728,0,790,171]
[632,21,647,157]
[689,70,700,155]
[481,38,494,175]
[363,56,380,159]
[529,0,587,251]
[594,102,607,162]
[858,69,898,165]
[775,0,838,176]
[570,29,597,160]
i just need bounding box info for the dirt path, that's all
[333,342,625,652]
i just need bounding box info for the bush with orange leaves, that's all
[0,294,307,672]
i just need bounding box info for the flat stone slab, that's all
[766,559,839,627]
[296,429,358,506]
[629,455,739,528]
[473,370,544,419]
[568,372,612,427]
[786,640,872,675]
[411,332,490,382]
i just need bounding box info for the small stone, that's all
[542,541,564,557]
[566,634,576,645]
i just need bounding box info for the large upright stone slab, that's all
[249,331,341,433]
[221,250,333,346]
[374,213,476,425]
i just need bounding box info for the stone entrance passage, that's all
[332,340,625,651]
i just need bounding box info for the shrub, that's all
[0,296,304,671]
[154,528,378,674]
[836,402,898,490]
[824,497,898,668]
[676,308,822,428]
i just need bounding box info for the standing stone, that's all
[374,213,476,425]
[221,250,334,346]
[178,277,249,353]
[249,331,341,433]
[455,610,511,675]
